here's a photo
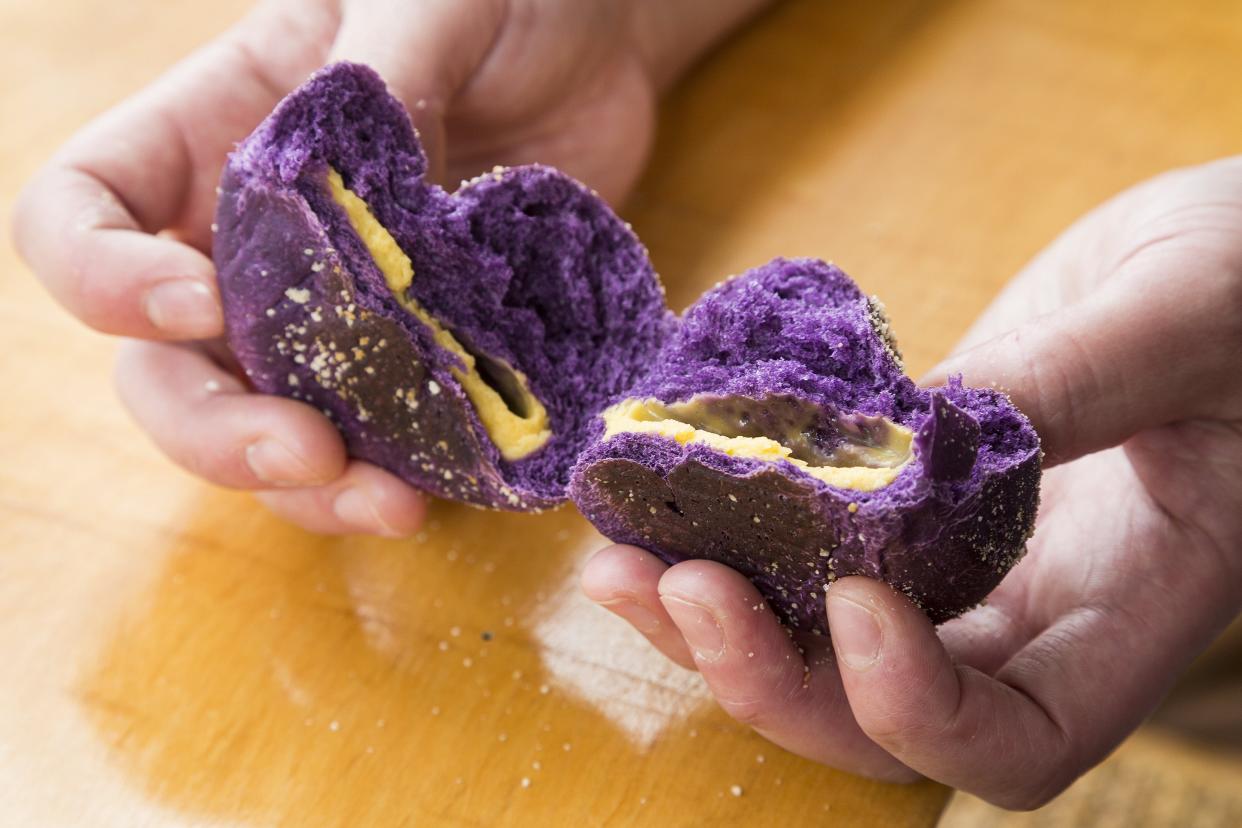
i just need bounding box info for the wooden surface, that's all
[3,1,1242,825]
[941,728,1242,828]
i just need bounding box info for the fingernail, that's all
[144,279,222,337]
[660,595,726,662]
[828,594,883,671]
[599,598,663,635]
[333,487,401,537]
[245,439,318,486]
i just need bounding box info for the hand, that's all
[583,157,1242,808]
[12,0,766,535]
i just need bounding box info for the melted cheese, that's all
[601,398,913,492]
[327,168,551,460]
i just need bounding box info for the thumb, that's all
[923,268,1238,466]
[825,576,1079,809]
[328,0,502,185]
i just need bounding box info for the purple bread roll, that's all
[567,258,1040,633]
[217,65,1040,632]
[214,63,672,509]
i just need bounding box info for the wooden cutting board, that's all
[4,1,1241,824]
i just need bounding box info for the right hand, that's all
[12,0,765,534]
[582,156,1242,808]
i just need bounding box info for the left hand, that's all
[581,157,1242,809]
[12,0,766,536]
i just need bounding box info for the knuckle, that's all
[855,658,968,752]
[995,326,1052,433]
[717,695,777,729]
[64,246,120,331]
[999,764,1079,811]
[715,666,808,731]
[1005,322,1100,462]
[860,704,951,750]
[112,339,159,408]
[154,416,237,486]
[174,437,229,484]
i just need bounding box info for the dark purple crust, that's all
[567,259,1041,633]
[215,63,672,509]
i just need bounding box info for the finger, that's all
[939,214,1101,356]
[827,568,1241,810]
[14,166,221,339]
[922,163,1242,467]
[923,259,1242,466]
[115,339,346,489]
[939,159,1242,356]
[11,1,332,340]
[256,461,427,537]
[935,573,1039,676]
[841,446,1242,810]
[827,576,1080,808]
[658,561,915,781]
[329,0,504,183]
[581,545,696,670]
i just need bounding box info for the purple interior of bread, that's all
[229,63,671,502]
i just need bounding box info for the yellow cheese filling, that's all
[326,169,551,461]
[601,397,914,492]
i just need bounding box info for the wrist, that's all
[630,0,776,91]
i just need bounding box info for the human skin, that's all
[583,157,1242,808]
[10,0,768,536]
